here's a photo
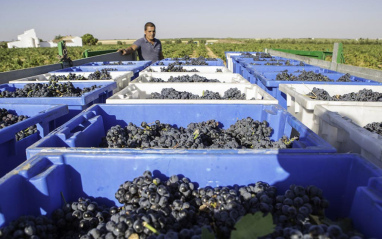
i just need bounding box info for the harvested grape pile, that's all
[0,81,101,98]
[0,171,365,239]
[307,87,382,101]
[241,52,273,59]
[264,62,284,66]
[158,63,199,72]
[0,108,37,141]
[148,88,246,100]
[275,71,354,83]
[48,69,113,81]
[49,73,87,81]
[88,69,113,80]
[149,74,220,83]
[171,56,219,61]
[159,56,219,65]
[102,61,135,65]
[363,122,382,136]
[100,118,292,149]
[336,73,353,82]
[97,68,118,72]
[275,71,333,82]
[264,60,305,66]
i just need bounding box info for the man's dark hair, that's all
[145,22,156,30]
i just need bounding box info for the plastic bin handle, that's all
[57,115,104,147]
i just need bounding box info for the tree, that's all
[117,41,123,45]
[0,42,7,49]
[175,39,182,44]
[54,35,63,40]
[82,33,98,46]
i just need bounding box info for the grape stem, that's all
[143,222,159,235]
[60,192,67,205]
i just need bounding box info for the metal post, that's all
[332,43,343,63]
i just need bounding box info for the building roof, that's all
[52,35,79,43]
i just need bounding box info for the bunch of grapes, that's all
[0,108,37,141]
[0,171,365,239]
[0,81,101,98]
[307,88,382,101]
[363,122,382,136]
[275,71,333,82]
[149,74,220,83]
[100,118,292,150]
[148,88,246,100]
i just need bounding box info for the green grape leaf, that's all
[231,212,275,239]
[201,227,215,239]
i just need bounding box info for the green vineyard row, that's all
[0,40,381,72]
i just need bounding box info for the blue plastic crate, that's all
[0,104,68,178]
[81,60,152,68]
[237,59,312,77]
[0,82,116,126]
[241,66,258,84]
[257,72,382,109]
[241,65,324,85]
[151,59,225,66]
[240,64,335,79]
[162,57,223,62]
[231,55,249,73]
[1,152,381,238]
[244,60,310,66]
[238,58,300,65]
[27,104,336,159]
[231,55,291,74]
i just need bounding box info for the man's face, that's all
[145,26,156,41]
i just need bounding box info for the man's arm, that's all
[117,44,138,55]
[159,50,164,60]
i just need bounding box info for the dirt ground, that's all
[190,49,198,58]
[205,46,219,58]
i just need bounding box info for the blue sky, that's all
[1,0,381,41]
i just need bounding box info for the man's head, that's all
[144,22,156,41]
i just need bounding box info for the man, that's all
[118,22,164,62]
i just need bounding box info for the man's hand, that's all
[117,45,138,56]
[117,48,128,55]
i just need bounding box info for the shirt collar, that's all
[144,35,157,44]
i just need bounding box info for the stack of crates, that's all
[229,52,382,167]
[232,52,382,109]
[0,60,155,179]
[0,54,382,239]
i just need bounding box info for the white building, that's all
[7,29,82,48]
[40,36,83,47]
[7,29,40,48]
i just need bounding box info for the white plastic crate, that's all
[313,105,382,167]
[279,84,382,131]
[106,83,278,104]
[10,71,134,93]
[139,66,231,74]
[226,53,255,72]
[132,72,250,84]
